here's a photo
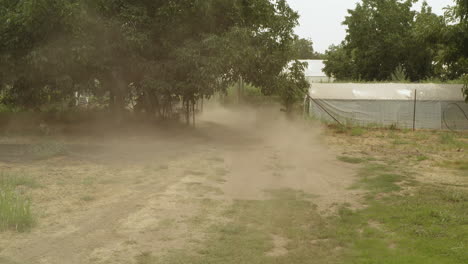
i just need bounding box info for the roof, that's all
[299,60,327,77]
[309,83,465,101]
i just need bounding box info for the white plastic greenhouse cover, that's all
[309,83,465,101]
[299,60,327,77]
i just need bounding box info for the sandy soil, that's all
[0,104,359,264]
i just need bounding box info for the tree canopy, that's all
[291,38,325,60]
[324,0,468,82]
[0,0,308,119]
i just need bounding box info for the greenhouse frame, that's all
[306,83,468,130]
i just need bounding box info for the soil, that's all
[0,103,360,264]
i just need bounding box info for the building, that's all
[306,83,468,130]
[299,60,334,83]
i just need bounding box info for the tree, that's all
[324,0,465,82]
[405,2,445,81]
[276,60,309,113]
[342,0,416,81]
[0,0,307,122]
[323,44,357,80]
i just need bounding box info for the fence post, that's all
[413,89,417,131]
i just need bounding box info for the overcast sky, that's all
[287,0,455,53]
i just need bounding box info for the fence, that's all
[306,83,468,130]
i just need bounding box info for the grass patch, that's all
[416,155,429,162]
[153,189,338,264]
[392,139,409,145]
[338,156,365,164]
[439,133,467,149]
[80,195,95,202]
[332,186,468,263]
[0,171,40,189]
[352,164,405,193]
[81,176,96,186]
[439,160,468,175]
[351,127,365,136]
[0,171,35,232]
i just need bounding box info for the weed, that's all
[416,155,429,162]
[0,172,35,232]
[351,127,366,136]
[440,133,456,145]
[439,133,467,149]
[81,176,96,186]
[338,156,365,164]
[0,171,40,189]
[389,123,398,130]
[80,195,95,202]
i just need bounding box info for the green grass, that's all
[332,186,468,264]
[338,156,365,164]
[81,176,96,186]
[392,139,409,145]
[350,127,365,136]
[439,160,468,176]
[416,155,429,162]
[439,133,467,149]
[0,171,40,189]
[0,171,35,232]
[351,163,406,193]
[80,195,95,202]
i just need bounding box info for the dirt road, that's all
[0,104,359,264]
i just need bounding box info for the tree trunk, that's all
[185,99,190,125]
[192,99,196,127]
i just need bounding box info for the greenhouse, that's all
[306,83,468,130]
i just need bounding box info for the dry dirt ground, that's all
[0,104,360,264]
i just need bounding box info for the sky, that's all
[286,0,455,53]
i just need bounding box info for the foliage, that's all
[323,44,357,80]
[0,0,307,120]
[463,74,468,101]
[276,61,309,112]
[391,65,409,82]
[291,38,325,60]
[324,0,467,82]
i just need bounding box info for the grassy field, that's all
[0,108,467,264]
[326,125,468,263]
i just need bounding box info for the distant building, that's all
[299,60,334,83]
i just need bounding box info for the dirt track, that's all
[0,104,359,264]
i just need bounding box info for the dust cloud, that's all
[0,103,359,264]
